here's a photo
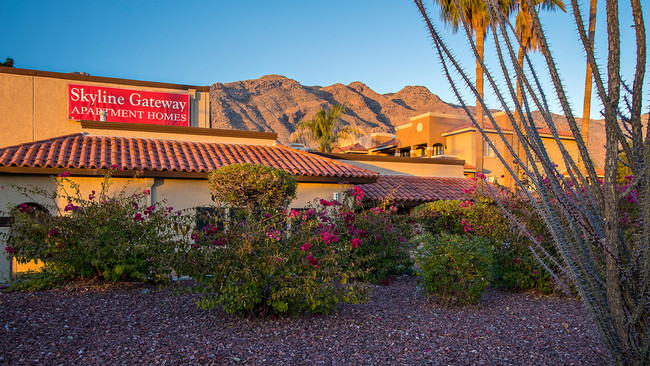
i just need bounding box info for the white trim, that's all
[409,112,467,121]
[395,123,412,131]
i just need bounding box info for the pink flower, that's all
[133,213,145,221]
[276,256,282,263]
[265,230,281,241]
[264,213,272,218]
[57,171,71,177]
[301,242,311,251]
[48,228,59,237]
[514,257,520,264]
[64,202,79,212]
[351,186,365,205]
[17,203,31,213]
[477,173,486,179]
[289,209,299,218]
[5,246,17,254]
[88,190,96,200]
[211,238,226,246]
[532,270,539,275]
[143,189,151,195]
[351,238,362,248]
[320,231,339,244]
[306,253,320,268]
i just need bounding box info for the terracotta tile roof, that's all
[361,175,476,202]
[369,138,398,151]
[0,133,379,179]
[332,143,368,153]
[443,123,574,138]
[464,163,476,170]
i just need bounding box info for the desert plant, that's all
[414,0,648,363]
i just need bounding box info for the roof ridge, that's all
[0,133,380,180]
[0,133,86,151]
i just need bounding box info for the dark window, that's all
[432,144,444,156]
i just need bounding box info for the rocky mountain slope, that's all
[209,75,471,143]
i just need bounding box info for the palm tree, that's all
[290,104,360,153]
[432,0,511,189]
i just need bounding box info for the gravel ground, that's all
[0,276,612,365]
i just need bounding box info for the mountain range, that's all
[209,74,613,167]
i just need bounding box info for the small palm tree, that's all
[291,104,361,153]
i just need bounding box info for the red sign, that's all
[67,84,190,126]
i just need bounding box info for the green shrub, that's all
[414,200,466,235]
[207,163,297,212]
[491,244,553,294]
[4,172,188,284]
[413,186,556,294]
[415,233,493,306]
[6,268,70,292]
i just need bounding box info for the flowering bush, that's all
[414,233,493,307]
[175,166,369,316]
[4,173,189,283]
[174,175,413,316]
[414,185,555,294]
[339,195,414,284]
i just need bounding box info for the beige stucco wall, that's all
[81,126,277,146]
[342,160,463,177]
[0,73,36,146]
[292,183,352,208]
[0,70,210,148]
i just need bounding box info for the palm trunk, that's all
[510,46,526,189]
[475,27,485,193]
[580,0,598,168]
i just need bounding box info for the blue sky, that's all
[1,0,647,118]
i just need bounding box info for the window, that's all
[432,143,444,156]
[195,206,246,232]
[484,141,495,157]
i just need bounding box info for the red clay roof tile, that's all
[333,143,368,153]
[361,175,476,202]
[0,134,379,179]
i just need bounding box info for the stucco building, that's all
[0,67,474,280]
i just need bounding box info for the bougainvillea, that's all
[4,172,189,284]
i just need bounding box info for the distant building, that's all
[342,111,592,187]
